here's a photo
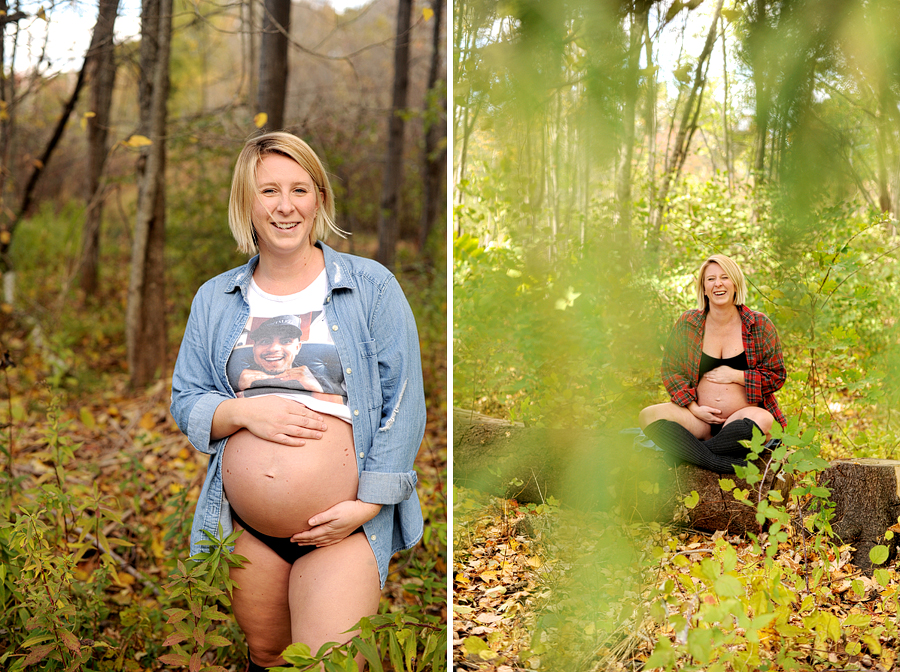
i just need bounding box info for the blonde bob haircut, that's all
[695,254,747,310]
[228,132,346,254]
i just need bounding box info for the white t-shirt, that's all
[225,269,351,422]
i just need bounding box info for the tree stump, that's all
[453,409,788,534]
[818,458,900,573]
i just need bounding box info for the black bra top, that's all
[699,351,748,378]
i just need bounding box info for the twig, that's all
[71,525,160,596]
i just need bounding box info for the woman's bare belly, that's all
[697,378,752,420]
[222,414,358,538]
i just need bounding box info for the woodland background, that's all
[1,0,446,669]
[453,0,900,670]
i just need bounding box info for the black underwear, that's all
[699,350,748,378]
[232,510,363,565]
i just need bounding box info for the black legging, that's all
[643,418,761,473]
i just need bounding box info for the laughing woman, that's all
[638,254,786,473]
[170,132,426,671]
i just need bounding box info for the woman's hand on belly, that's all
[688,401,724,425]
[290,500,383,548]
[212,395,327,445]
[702,365,744,386]
[697,376,751,420]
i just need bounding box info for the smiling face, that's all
[703,262,736,308]
[252,333,302,375]
[251,153,320,258]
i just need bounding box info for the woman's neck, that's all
[706,303,740,326]
[253,244,325,295]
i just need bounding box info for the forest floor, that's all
[453,480,900,672]
[0,241,446,670]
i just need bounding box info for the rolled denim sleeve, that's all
[170,286,232,456]
[356,276,426,505]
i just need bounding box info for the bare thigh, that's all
[230,523,293,667]
[638,402,712,440]
[289,532,382,670]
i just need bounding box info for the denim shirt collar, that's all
[225,242,356,298]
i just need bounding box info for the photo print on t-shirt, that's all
[226,311,348,408]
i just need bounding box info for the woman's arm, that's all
[744,313,786,404]
[291,274,425,547]
[661,313,700,408]
[210,396,327,444]
[355,275,426,506]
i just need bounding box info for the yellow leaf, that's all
[123,134,152,148]
[139,412,155,431]
[80,111,96,131]
[115,571,136,586]
[422,7,434,21]
[254,112,268,128]
[80,407,96,430]
[0,230,10,245]
[526,555,542,568]
[37,6,47,21]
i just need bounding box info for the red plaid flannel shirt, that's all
[661,305,787,428]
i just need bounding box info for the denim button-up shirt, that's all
[170,242,426,587]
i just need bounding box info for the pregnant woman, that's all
[638,254,786,473]
[171,132,426,671]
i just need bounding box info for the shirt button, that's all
[332,325,338,331]
[353,409,359,416]
[346,367,351,374]
[358,451,365,458]
[370,534,376,541]
[326,296,330,303]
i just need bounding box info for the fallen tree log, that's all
[453,409,789,534]
[454,410,900,572]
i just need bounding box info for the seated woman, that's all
[638,254,787,473]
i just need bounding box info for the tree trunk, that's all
[720,14,733,192]
[875,104,892,214]
[614,0,650,250]
[418,0,445,257]
[653,0,724,229]
[819,459,900,574]
[79,0,121,295]
[376,0,413,268]
[749,0,771,183]
[127,0,171,388]
[644,14,658,257]
[256,0,290,131]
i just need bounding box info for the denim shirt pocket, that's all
[359,338,382,410]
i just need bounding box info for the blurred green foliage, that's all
[455,177,900,457]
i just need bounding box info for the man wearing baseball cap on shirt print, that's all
[237,315,325,393]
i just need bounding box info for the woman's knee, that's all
[638,406,656,429]
[639,403,670,428]
[726,407,774,436]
